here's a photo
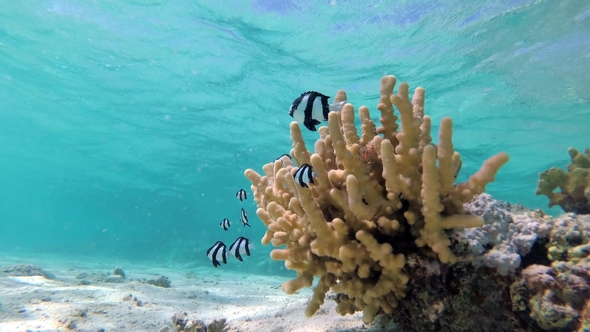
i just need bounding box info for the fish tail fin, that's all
[454,159,463,179]
[328,100,347,113]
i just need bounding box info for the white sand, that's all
[0,255,371,332]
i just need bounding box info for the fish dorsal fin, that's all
[301,91,330,99]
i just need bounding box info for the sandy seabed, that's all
[0,255,372,332]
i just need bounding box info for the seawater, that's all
[0,0,589,325]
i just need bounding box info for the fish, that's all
[288,91,347,131]
[240,208,251,227]
[454,159,462,180]
[220,218,230,231]
[235,189,247,201]
[206,241,227,268]
[228,236,251,262]
[276,153,294,166]
[294,163,315,188]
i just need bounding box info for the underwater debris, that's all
[58,317,78,330]
[75,308,88,318]
[133,296,143,307]
[0,264,56,279]
[122,293,143,306]
[169,312,231,332]
[74,271,124,284]
[113,266,126,278]
[146,275,172,288]
[170,311,206,332]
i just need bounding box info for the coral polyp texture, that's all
[536,147,590,214]
[244,75,509,323]
[510,213,590,331]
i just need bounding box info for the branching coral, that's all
[244,75,509,323]
[536,147,590,214]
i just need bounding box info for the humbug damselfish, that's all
[288,91,346,131]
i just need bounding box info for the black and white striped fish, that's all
[206,241,227,268]
[220,218,230,231]
[240,208,251,227]
[294,163,315,188]
[228,236,251,262]
[288,91,346,131]
[276,153,294,166]
[235,189,247,201]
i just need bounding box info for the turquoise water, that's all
[0,0,589,269]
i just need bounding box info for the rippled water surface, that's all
[0,0,589,261]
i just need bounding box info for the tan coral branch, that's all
[244,74,509,323]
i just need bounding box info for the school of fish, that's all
[206,91,337,267]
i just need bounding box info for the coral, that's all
[510,214,590,331]
[536,147,590,214]
[207,319,229,332]
[244,75,509,323]
[360,193,552,332]
[460,193,553,276]
[546,213,590,263]
[364,195,590,332]
[444,195,590,331]
[170,311,207,332]
[387,252,521,332]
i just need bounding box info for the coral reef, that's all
[460,193,553,276]
[375,252,519,332]
[511,213,590,331]
[244,75,509,323]
[378,197,590,332]
[536,147,590,214]
[379,193,554,332]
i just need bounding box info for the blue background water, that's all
[0,0,589,271]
